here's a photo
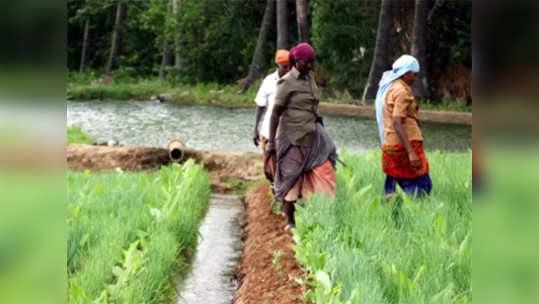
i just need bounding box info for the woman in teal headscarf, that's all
[375,55,432,196]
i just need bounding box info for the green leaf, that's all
[315,270,332,294]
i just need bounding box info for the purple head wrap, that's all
[293,43,315,60]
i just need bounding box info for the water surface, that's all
[176,194,243,304]
[67,100,471,153]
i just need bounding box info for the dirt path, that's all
[234,182,309,304]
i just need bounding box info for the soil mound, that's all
[67,144,264,193]
[234,182,309,304]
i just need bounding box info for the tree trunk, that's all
[240,0,275,94]
[411,0,433,100]
[105,0,127,76]
[79,18,91,73]
[172,0,182,69]
[159,40,173,81]
[277,0,289,49]
[361,0,393,104]
[296,0,309,43]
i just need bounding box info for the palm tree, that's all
[361,0,393,104]
[80,19,91,73]
[240,0,276,94]
[411,0,433,100]
[172,0,182,68]
[277,0,289,49]
[295,0,309,43]
[105,0,127,75]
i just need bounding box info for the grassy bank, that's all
[67,161,210,303]
[418,99,471,112]
[67,127,94,144]
[68,79,258,107]
[67,71,259,106]
[67,72,470,111]
[293,150,472,303]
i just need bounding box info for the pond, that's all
[67,100,471,154]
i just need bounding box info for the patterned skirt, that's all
[382,140,429,179]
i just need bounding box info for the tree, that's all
[158,0,174,81]
[276,0,289,49]
[159,40,173,81]
[240,0,275,94]
[138,0,174,78]
[172,0,182,68]
[411,0,433,100]
[68,0,107,73]
[105,0,127,75]
[79,19,91,73]
[296,0,309,43]
[310,0,377,97]
[175,0,262,83]
[361,0,393,103]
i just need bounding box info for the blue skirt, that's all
[384,173,432,196]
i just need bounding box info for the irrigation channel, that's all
[176,194,243,304]
[67,100,472,302]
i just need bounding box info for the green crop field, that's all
[67,161,210,303]
[294,150,472,303]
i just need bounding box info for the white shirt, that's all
[254,70,280,139]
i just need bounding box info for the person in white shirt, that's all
[253,49,290,183]
[253,49,290,148]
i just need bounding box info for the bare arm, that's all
[253,106,266,146]
[393,116,421,170]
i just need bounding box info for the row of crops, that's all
[293,151,472,303]
[67,160,210,303]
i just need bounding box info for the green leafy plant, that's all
[293,151,472,303]
[271,249,284,278]
[67,160,210,303]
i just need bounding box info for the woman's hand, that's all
[253,129,260,147]
[408,150,421,170]
[265,141,275,159]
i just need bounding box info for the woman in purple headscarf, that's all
[265,43,337,230]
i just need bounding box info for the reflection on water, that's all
[176,194,243,304]
[67,100,471,154]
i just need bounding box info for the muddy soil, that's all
[234,182,310,304]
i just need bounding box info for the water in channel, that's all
[67,100,472,154]
[176,194,243,304]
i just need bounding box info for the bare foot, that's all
[284,223,295,230]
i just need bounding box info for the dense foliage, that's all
[67,0,266,83]
[294,151,472,303]
[67,161,211,303]
[429,0,471,69]
[67,0,471,102]
[311,0,377,97]
[174,0,264,83]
